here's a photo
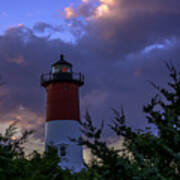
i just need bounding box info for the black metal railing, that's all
[41,72,84,86]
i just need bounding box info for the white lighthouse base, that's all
[45,120,85,172]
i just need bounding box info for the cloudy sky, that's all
[0,0,180,157]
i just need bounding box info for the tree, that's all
[76,63,180,180]
[0,122,88,179]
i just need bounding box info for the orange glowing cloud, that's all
[99,0,115,5]
[0,105,44,133]
[93,0,121,19]
[64,0,180,23]
[6,24,24,31]
[95,4,110,17]
[87,0,117,20]
[63,1,112,21]
[8,55,25,65]
[82,0,89,2]
[0,105,45,155]
[65,6,76,19]
[63,0,119,21]
[17,24,24,27]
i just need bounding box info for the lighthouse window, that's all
[52,65,61,73]
[59,144,67,157]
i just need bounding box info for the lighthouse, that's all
[41,54,85,172]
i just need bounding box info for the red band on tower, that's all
[46,83,80,122]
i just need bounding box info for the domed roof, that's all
[52,54,72,67]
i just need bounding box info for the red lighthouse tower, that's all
[41,54,85,171]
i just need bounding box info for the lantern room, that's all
[52,54,72,74]
[41,54,84,87]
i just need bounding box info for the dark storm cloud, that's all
[120,0,180,14]
[73,0,180,61]
[65,0,180,133]
[0,26,76,114]
[33,22,64,33]
[0,0,180,139]
[0,26,78,137]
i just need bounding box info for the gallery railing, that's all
[41,72,84,86]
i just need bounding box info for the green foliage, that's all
[0,63,179,179]
[76,63,180,179]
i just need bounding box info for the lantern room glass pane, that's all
[52,64,72,74]
[52,65,61,73]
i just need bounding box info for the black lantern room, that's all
[41,54,84,87]
[52,54,72,74]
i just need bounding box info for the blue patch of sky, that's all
[0,0,82,43]
[143,44,165,53]
[34,29,76,44]
[142,39,174,54]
